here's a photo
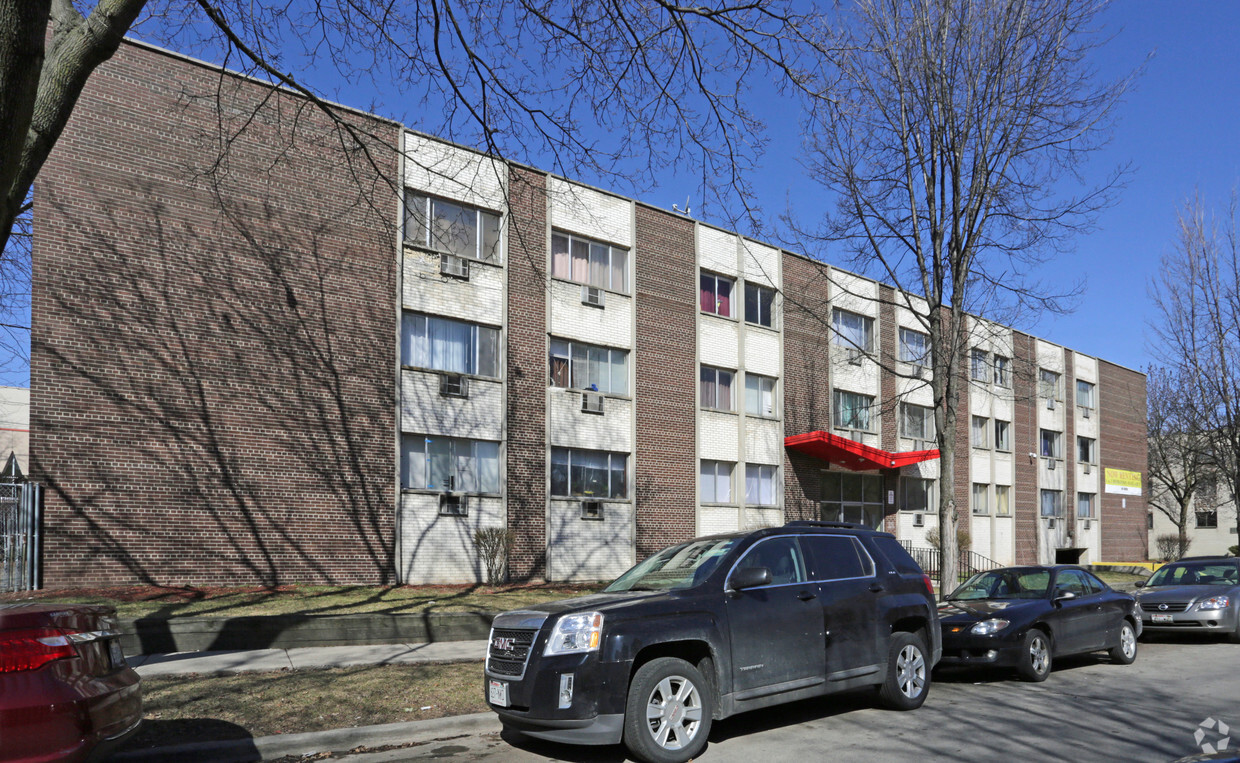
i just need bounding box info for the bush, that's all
[1154,533,1191,561]
[925,525,972,552]
[1229,545,1238,557]
[473,527,516,586]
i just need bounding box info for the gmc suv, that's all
[484,521,941,763]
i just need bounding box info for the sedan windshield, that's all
[949,569,1051,601]
[1146,563,1239,587]
[604,538,738,592]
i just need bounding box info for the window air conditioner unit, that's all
[1046,457,1056,470]
[1084,519,1092,530]
[582,285,605,307]
[1046,397,1055,411]
[439,373,469,398]
[1083,407,1091,419]
[850,430,864,443]
[439,493,467,516]
[440,253,470,279]
[580,500,604,520]
[848,349,864,366]
[1047,517,1056,529]
[582,391,605,414]
[913,513,925,528]
[911,365,924,379]
[1083,462,1091,474]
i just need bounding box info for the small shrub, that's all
[1154,533,1190,561]
[473,527,516,586]
[1229,545,1238,557]
[926,525,972,552]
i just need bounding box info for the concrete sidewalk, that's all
[129,639,489,677]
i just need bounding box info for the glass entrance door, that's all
[820,471,884,529]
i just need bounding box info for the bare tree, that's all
[1150,194,1240,547]
[799,0,1129,586]
[1147,365,1209,559]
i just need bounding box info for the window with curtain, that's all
[745,374,776,417]
[401,312,500,377]
[993,355,1011,387]
[745,464,777,506]
[1077,380,1096,408]
[401,435,500,493]
[901,403,934,441]
[972,483,989,515]
[551,448,628,499]
[1078,436,1096,463]
[700,460,734,503]
[548,339,628,394]
[832,309,873,351]
[1040,489,1063,517]
[995,485,1010,515]
[700,272,734,317]
[700,366,735,411]
[901,477,934,513]
[1039,369,1061,400]
[744,282,775,327]
[1040,429,1061,458]
[899,328,929,366]
[550,231,629,292]
[971,416,989,448]
[994,420,1011,451]
[970,349,989,381]
[1078,492,1095,518]
[404,193,501,262]
[834,390,874,431]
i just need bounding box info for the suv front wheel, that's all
[623,657,713,763]
[878,631,930,710]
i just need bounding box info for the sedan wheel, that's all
[1109,622,1138,664]
[1017,630,1052,682]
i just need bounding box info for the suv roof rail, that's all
[783,520,872,531]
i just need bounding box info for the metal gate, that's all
[1,482,42,592]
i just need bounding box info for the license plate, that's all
[488,680,509,707]
[108,640,126,668]
[1152,613,1174,624]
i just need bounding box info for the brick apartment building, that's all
[30,40,1149,588]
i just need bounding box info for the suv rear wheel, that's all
[878,632,930,710]
[623,657,712,763]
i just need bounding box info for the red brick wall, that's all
[781,254,834,519]
[1013,333,1038,564]
[633,206,697,556]
[504,168,549,579]
[879,285,898,531]
[1099,361,1149,561]
[31,42,400,587]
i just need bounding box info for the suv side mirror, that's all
[727,567,772,593]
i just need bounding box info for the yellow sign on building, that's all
[1104,468,1142,496]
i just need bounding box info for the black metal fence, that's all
[899,540,1001,586]
[1,482,42,592]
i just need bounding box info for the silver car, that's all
[1133,557,1240,642]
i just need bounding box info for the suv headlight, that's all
[1197,596,1230,611]
[970,619,1011,636]
[544,612,604,656]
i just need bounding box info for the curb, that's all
[109,712,502,762]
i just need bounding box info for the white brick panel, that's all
[897,512,937,548]
[699,317,740,369]
[830,271,878,316]
[1036,340,1065,372]
[403,134,506,210]
[741,240,780,287]
[547,500,635,581]
[1077,467,1099,493]
[699,411,740,462]
[971,453,993,484]
[831,353,881,395]
[993,517,1015,565]
[744,508,783,529]
[698,226,739,276]
[1040,460,1066,491]
[547,178,632,247]
[401,370,502,440]
[896,377,935,406]
[744,328,780,376]
[901,459,940,480]
[745,418,782,465]
[700,506,740,535]
[403,251,504,325]
[548,390,633,451]
[971,515,993,559]
[993,455,1013,485]
[399,493,505,584]
[1073,353,1098,384]
[549,280,633,348]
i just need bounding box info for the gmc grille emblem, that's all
[493,637,516,650]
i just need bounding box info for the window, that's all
[401,435,499,493]
[745,282,775,328]
[994,420,1011,451]
[1147,513,1154,529]
[1197,510,1219,528]
[972,483,989,515]
[1077,380,1096,409]
[971,416,989,448]
[551,231,629,292]
[745,464,778,506]
[700,366,735,412]
[802,535,872,581]
[402,312,500,377]
[404,193,501,262]
[1078,436,1096,464]
[1078,492,1095,519]
[1040,429,1061,458]
[832,309,874,352]
[834,389,874,431]
[971,349,989,382]
[821,472,884,528]
[993,355,1011,387]
[995,485,1010,516]
[740,537,806,585]
[1039,369,1061,400]
[700,460,734,503]
[1198,478,1218,505]
[745,374,776,417]
[700,272,734,317]
[551,448,628,499]
[549,339,628,394]
[1040,489,1064,517]
[902,477,935,513]
[901,403,934,441]
[899,328,929,366]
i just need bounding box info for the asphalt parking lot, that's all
[339,636,1239,763]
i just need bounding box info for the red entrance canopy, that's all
[784,430,940,471]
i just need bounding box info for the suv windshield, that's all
[1146,562,1239,587]
[604,537,738,592]
[949,569,1052,601]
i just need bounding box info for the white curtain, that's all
[429,317,472,374]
